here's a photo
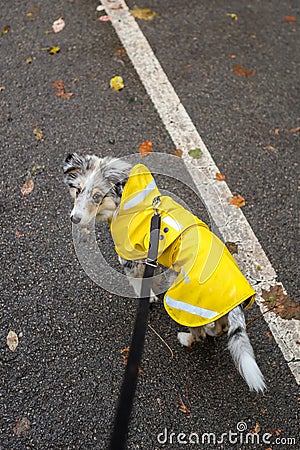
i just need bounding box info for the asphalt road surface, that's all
[0,1,299,449]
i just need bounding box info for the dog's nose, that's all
[71,214,81,224]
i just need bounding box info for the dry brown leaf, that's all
[13,417,31,436]
[173,148,183,158]
[177,394,190,414]
[230,194,246,208]
[215,172,226,181]
[261,285,300,320]
[139,140,153,157]
[52,80,73,99]
[288,126,300,133]
[265,330,272,340]
[7,330,19,351]
[225,241,238,255]
[120,347,142,375]
[284,16,297,23]
[115,48,126,56]
[21,179,34,196]
[227,54,237,59]
[265,145,278,152]
[274,128,280,136]
[233,64,255,77]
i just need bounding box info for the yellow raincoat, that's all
[110,164,255,327]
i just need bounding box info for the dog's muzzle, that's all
[70,214,81,224]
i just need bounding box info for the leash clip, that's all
[152,196,161,215]
[145,258,158,268]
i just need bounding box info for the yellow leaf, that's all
[26,57,33,64]
[227,13,238,20]
[33,127,43,141]
[110,75,124,91]
[49,46,60,54]
[131,6,157,21]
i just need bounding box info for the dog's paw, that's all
[177,332,195,347]
[149,290,159,303]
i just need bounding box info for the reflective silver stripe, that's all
[123,179,157,210]
[165,295,219,319]
[162,216,182,231]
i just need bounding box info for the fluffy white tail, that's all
[227,306,266,392]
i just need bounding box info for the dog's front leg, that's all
[178,326,206,347]
[119,258,158,302]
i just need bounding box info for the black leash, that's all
[109,197,161,450]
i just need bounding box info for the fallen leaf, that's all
[227,13,238,20]
[265,145,278,152]
[233,64,255,77]
[33,127,43,141]
[265,330,272,340]
[13,417,31,436]
[110,75,124,91]
[26,57,33,64]
[49,46,60,54]
[0,86,4,91]
[177,394,190,414]
[139,140,153,157]
[98,15,111,22]
[52,80,73,99]
[131,6,157,21]
[261,285,300,320]
[173,149,183,158]
[285,16,297,23]
[215,172,226,181]
[230,194,246,208]
[188,148,203,159]
[120,347,142,375]
[225,241,238,255]
[114,48,126,56]
[227,54,237,59]
[274,128,280,136]
[1,25,10,36]
[21,179,34,196]
[252,422,261,434]
[26,12,37,19]
[7,330,19,352]
[288,126,300,133]
[52,17,65,33]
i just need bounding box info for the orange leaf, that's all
[21,179,34,196]
[230,194,246,208]
[173,148,183,158]
[139,140,152,157]
[285,16,297,23]
[252,422,261,434]
[274,128,280,136]
[215,172,226,181]
[288,126,300,133]
[265,145,278,152]
[227,54,237,59]
[233,64,255,77]
[52,79,73,99]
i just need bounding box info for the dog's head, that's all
[63,153,130,226]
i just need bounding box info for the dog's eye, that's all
[93,193,102,203]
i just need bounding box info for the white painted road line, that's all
[100,0,299,383]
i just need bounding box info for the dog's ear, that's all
[63,153,84,176]
[101,157,130,187]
